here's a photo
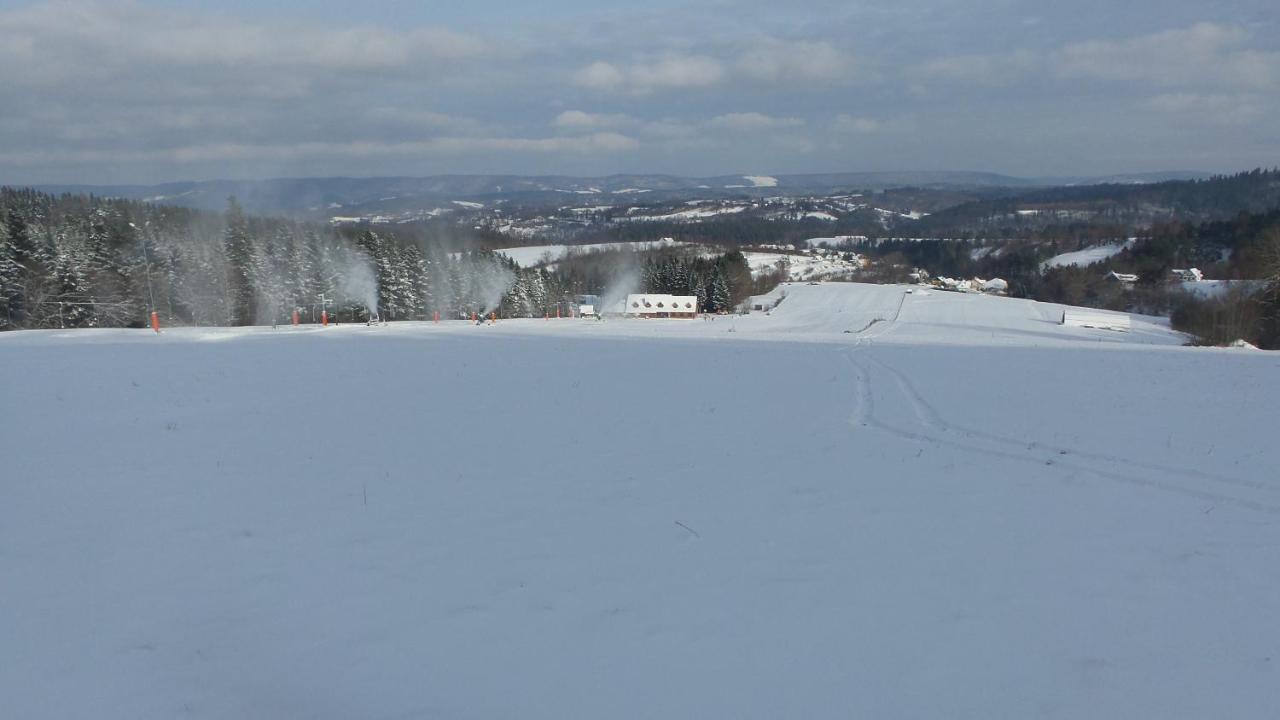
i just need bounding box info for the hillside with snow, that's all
[1043,240,1137,268]
[3,283,1277,719]
[493,238,687,267]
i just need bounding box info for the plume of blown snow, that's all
[339,252,379,317]
[600,266,641,314]
[475,263,515,314]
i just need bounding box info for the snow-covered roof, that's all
[625,294,698,313]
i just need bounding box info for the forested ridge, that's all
[914,168,1280,235]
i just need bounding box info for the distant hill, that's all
[17,170,1212,219]
[914,169,1280,232]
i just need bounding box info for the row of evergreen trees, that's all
[636,252,753,313]
[0,188,767,331]
[0,189,587,330]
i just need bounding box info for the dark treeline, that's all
[636,251,754,313]
[534,245,765,313]
[0,188,587,330]
[916,168,1280,235]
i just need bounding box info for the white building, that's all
[981,278,1009,294]
[625,294,699,318]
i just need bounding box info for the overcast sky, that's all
[1,0,1277,184]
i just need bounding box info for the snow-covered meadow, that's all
[3,283,1278,719]
[1043,240,1136,269]
[493,238,686,267]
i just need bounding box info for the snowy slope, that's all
[1179,279,1265,298]
[495,238,685,267]
[621,205,749,222]
[3,283,1278,719]
[743,252,862,281]
[1044,240,1135,268]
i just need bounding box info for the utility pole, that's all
[133,221,158,322]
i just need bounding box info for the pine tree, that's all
[710,271,731,313]
[82,208,132,326]
[0,212,18,329]
[223,197,256,325]
[52,244,92,328]
[5,208,54,326]
[691,270,708,311]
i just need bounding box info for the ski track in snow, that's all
[844,349,1280,515]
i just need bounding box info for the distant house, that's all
[981,278,1008,294]
[625,294,698,318]
[1106,271,1138,285]
[934,276,1006,294]
[1171,268,1203,282]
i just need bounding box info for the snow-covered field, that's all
[1179,279,1266,298]
[621,204,749,222]
[1044,240,1135,269]
[494,238,686,267]
[744,251,863,281]
[4,283,1278,719]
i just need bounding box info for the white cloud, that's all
[1140,93,1267,124]
[914,50,1040,87]
[573,62,626,91]
[1053,23,1261,86]
[576,39,858,95]
[0,133,641,167]
[568,132,641,152]
[736,39,857,83]
[1,2,1274,182]
[575,55,724,94]
[709,112,804,129]
[765,135,817,155]
[367,107,457,127]
[180,133,641,160]
[630,55,724,90]
[0,1,493,79]
[636,119,700,139]
[915,23,1280,92]
[553,110,633,128]
[833,115,879,133]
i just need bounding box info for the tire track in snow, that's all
[844,349,1280,515]
[849,353,874,428]
[868,354,1279,497]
